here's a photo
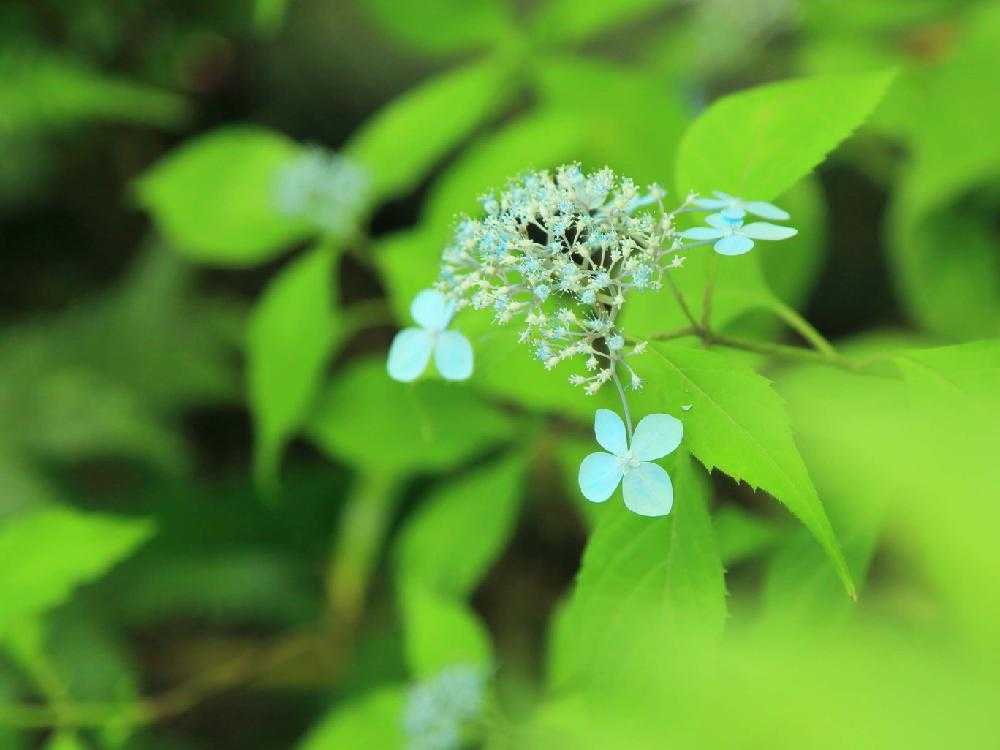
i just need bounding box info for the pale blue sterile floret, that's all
[679,211,797,256]
[693,190,790,221]
[273,146,370,235]
[403,664,486,750]
[387,289,473,383]
[578,409,683,517]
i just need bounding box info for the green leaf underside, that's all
[641,343,854,597]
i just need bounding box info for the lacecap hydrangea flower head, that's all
[386,164,798,517]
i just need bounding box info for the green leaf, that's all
[136,126,308,265]
[761,366,910,629]
[254,0,290,33]
[398,582,493,677]
[4,604,142,748]
[886,8,1000,339]
[396,452,528,598]
[307,357,515,474]
[422,109,592,242]
[297,686,406,750]
[532,56,690,187]
[358,0,513,55]
[713,505,780,566]
[894,340,1000,399]
[248,244,339,487]
[42,733,87,750]
[0,53,188,137]
[640,342,854,596]
[0,507,154,636]
[109,549,316,627]
[675,70,896,199]
[347,59,517,202]
[529,0,672,45]
[549,455,724,688]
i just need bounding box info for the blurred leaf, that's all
[675,70,896,199]
[307,357,515,474]
[0,52,187,136]
[348,58,517,202]
[0,250,239,473]
[358,0,513,55]
[422,109,590,242]
[254,0,290,33]
[0,449,56,520]
[297,685,405,749]
[398,583,493,677]
[533,56,691,187]
[894,339,1000,399]
[530,0,673,45]
[109,549,316,627]
[43,733,87,750]
[528,621,1000,749]
[765,362,904,626]
[137,126,308,265]
[396,451,528,598]
[0,667,26,749]
[6,603,141,748]
[887,6,1000,338]
[636,342,853,596]
[376,110,590,324]
[0,507,154,636]
[713,505,780,566]
[248,243,339,487]
[549,455,724,688]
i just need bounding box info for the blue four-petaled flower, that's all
[387,289,473,383]
[679,212,797,256]
[693,190,790,221]
[578,409,683,517]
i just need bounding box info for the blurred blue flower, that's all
[578,409,682,517]
[387,289,473,382]
[403,664,485,750]
[273,146,369,235]
[693,190,790,221]
[679,212,797,256]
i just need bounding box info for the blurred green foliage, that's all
[1,0,999,748]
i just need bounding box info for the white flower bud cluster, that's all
[437,164,690,394]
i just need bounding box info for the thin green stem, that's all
[701,254,717,333]
[644,325,698,343]
[709,333,886,374]
[764,298,836,356]
[326,472,399,624]
[612,368,633,438]
[664,274,702,332]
